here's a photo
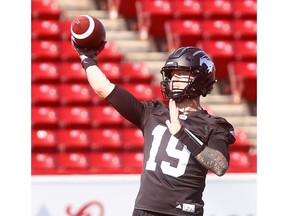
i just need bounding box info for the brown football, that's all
[71,15,106,50]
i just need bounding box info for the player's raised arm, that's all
[71,38,115,98]
[70,15,114,98]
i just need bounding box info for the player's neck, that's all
[176,97,203,114]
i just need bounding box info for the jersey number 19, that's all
[145,125,191,177]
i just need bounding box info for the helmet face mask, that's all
[160,46,216,102]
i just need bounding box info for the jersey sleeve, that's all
[207,119,236,160]
[105,85,145,129]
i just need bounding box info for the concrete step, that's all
[225,116,257,127]
[114,40,153,53]
[56,0,97,11]
[106,30,140,41]
[125,51,168,62]
[239,126,257,140]
[207,103,250,117]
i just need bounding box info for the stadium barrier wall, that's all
[32,173,256,216]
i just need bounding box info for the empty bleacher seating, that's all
[228,61,257,103]
[121,83,155,101]
[32,152,57,174]
[32,19,61,40]
[57,152,89,174]
[31,0,257,176]
[107,0,137,19]
[58,84,93,106]
[201,19,233,40]
[88,152,123,174]
[165,19,202,51]
[89,128,123,150]
[228,151,256,173]
[136,0,173,40]
[122,128,144,150]
[232,0,257,20]
[170,0,203,20]
[122,152,144,174]
[201,0,234,19]
[97,62,122,84]
[90,106,123,128]
[32,0,61,20]
[32,62,60,83]
[58,62,87,83]
[32,40,61,62]
[57,129,90,152]
[32,106,59,129]
[58,106,91,128]
[32,129,58,151]
[120,62,153,83]
[231,19,257,40]
[32,83,60,106]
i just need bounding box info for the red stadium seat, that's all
[58,20,72,40]
[136,0,173,39]
[58,84,93,105]
[232,19,257,40]
[32,19,61,40]
[32,84,60,106]
[32,40,61,62]
[58,62,87,83]
[122,152,144,174]
[90,106,123,128]
[120,62,153,83]
[122,128,144,150]
[197,40,234,80]
[89,128,123,150]
[32,106,59,129]
[228,151,255,173]
[201,0,233,19]
[90,92,109,106]
[32,129,58,150]
[32,62,59,83]
[107,0,137,19]
[57,129,90,151]
[88,152,123,174]
[96,41,123,62]
[170,0,203,19]
[232,0,257,19]
[97,62,122,84]
[32,153,57,174]
[152,83,168,104]
[165,19,202,52]
[229,128,251,152]
[228,61,257,103]
[233,40,257,61]
[249,151,257,172]
[201,19,233,40]
[57,152,89,174]
[59,41,123,62]
[32,0,61,20]
[121,84,155,101]
[58,106,91,128]
[59,40,79,61]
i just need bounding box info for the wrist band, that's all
[174,126,205,156]
[81,58,97,70]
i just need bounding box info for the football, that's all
[71,15,106,50]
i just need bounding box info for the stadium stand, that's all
[31,0,257,175]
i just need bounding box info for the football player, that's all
[72,38,235,216]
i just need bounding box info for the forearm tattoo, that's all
[196,147,229,176]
